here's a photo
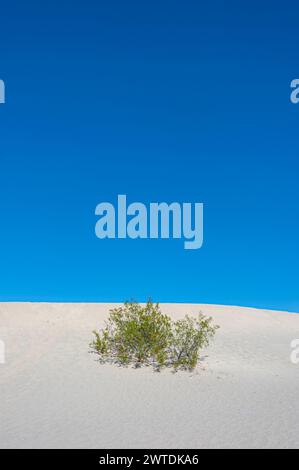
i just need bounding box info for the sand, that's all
[0,302,298,449]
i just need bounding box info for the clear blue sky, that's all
[0,1,298,311]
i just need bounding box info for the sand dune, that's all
[0,302,298,449]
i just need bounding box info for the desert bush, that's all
[92,301,172,367]
[170,314,218,370]
[91,301,218,371]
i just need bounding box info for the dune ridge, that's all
[0,302,298,449]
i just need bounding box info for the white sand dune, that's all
[0,302,298,449]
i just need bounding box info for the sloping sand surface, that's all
[0,302,298,449]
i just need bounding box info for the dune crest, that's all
[0,302,298,449]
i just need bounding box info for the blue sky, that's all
[0,1,298,311]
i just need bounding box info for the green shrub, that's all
[91,301,218,371]
[170,314,218,370]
